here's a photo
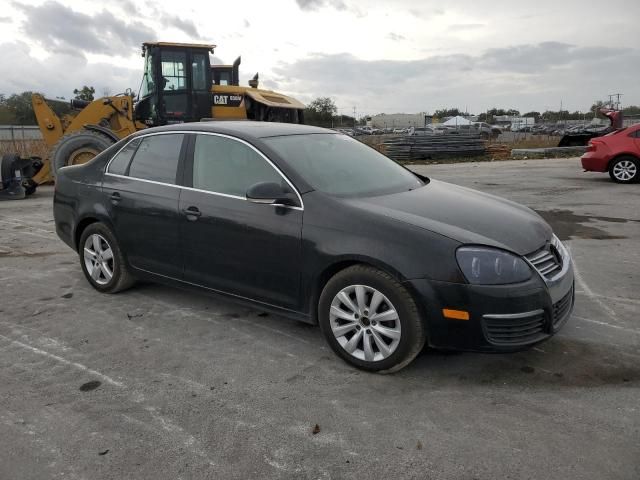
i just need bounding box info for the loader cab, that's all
[136,42,214,126]
[212,56,241,86]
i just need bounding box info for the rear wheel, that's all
[609,156,639,184]
[78,223,135,293]
[318,265,426,373]
[50,130,114,178]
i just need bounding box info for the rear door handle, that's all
[110,192,121,204]
[181,206,202,220]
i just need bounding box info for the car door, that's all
[631,129,640,152]
[179,133,303,309]
[102,133,186,278]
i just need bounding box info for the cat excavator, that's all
[2,42,304,196]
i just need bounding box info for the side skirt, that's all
[130,266,314,324]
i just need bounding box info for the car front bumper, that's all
[406,262,574,352]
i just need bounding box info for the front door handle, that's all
[181,206,202,221]
[110,192,121,204]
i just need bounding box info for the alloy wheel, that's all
[612,160,637,182]
[83,233,114,285]
[329,284,401,362]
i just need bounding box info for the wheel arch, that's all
[607,152,640,171]
[74,214,116,251]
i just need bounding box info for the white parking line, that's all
[0,333,124,387]
[573,315,640,335]
[568,248,619,322]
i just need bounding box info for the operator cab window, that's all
[192,53,207,91]
[213,70,231,86]
[192,134,283,197]
[128,134,184,184]
[141,53,155,97]
[161,51,187,91]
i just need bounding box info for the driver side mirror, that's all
[246,182,298,207]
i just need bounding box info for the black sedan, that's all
[54,122,574,372]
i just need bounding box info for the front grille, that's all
[525,244,562,280]
[483,310,548,346]
[552,288,573,328]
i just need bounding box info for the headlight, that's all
[456,247,532,285]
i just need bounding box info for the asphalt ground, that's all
[0,157,638,480]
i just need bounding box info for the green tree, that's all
[304,97,338,127]
[4,91,37,124]
[623,105,640,116]
[433,108,462,119]
[523,111,541,122]
[73,85,95,102]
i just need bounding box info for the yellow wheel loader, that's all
[8,42,304,195]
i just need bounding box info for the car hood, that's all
[348,179,551,255]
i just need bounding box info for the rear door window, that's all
[107,138,141,175]
[128,134,184,184]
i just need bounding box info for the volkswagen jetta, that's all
[54,122,574,372]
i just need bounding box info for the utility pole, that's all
[608,93,623,110]
[353,106,357,130]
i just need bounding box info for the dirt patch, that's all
[534,208,636,240]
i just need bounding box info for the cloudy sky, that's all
[1,0,639,116]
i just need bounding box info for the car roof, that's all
[132,121,334,139]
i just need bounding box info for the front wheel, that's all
[318,265,426,373]
[609,156,639,184]
[78,223,135,293]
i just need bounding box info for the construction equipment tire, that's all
[49,130,114,178]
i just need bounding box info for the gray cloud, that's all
[480,42,631,73]
[13,1,156,56]
[386,32,405,41]
[0,41,140,99]
[0,16,11,23]
[296,0,347,11]
[112,0,140,15]
[244,19,251,28]
[274,43,640,113]
[160,14,202,39]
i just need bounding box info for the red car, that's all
[581,124,640,183]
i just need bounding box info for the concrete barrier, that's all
[511,146,587,158]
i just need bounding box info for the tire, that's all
[78,223,135,294]
[608,156,639,184]
[49,130,114,178]
[318,265,426,373]
[1,153,20,186]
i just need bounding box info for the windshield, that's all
[264,133,423,197]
